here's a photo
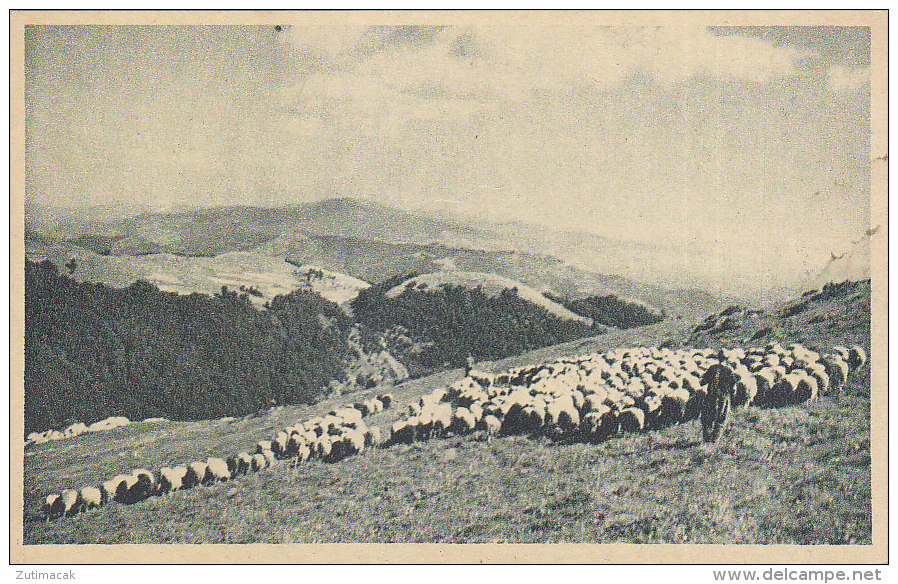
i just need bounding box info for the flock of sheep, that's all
[26,416,144,447]
[384,342,866,448]
[40,342,866,521]
[41,394,394,520]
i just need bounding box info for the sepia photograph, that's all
[9,10,887,564]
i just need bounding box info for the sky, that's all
[24,25,872,289]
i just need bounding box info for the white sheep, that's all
[451,407,477,434]
[848,345,867,371]
[80,486,103,510]
[159,466,188,493]
[250,453,268,472]
[480,414,501,439]
[42,493,63,520]
[206,457,230,482]
[187,462,209,487]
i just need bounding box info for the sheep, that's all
[450,407,477,435]
[101,477,124,503]
[546,396,580,438]
[186,462,209,487]
[352,401,371,417]
[770,373,801,407]
[206,458,230,482]
[273,432,290,458]
[42,494,63,520]
[733,371,758,408]
[430,403,454,437]
[700,363,738,443]
[792,371,818,404]
[261,449,277,467]
[480,414,501,439]
[80,486,103,511]
[582,407,618,442]
[251,453,268,472]
[159,466,188,493]
[342,429,366,455]
[315,436,333,460]
[389,420,415,446]
[618,407,646,433]
[256,440,273,455]
[832,346,851,362]
[659,388,689,426]
[822,356,849,393]
[237,453,254,475]
[805,362,830,395]
[753,368,777,406]
[848,345,867,371]
[377,393,394,409]
[364,426,382,447]
[111,474,138,503]
[129,469,157,502]
[336,407,364,427]
[296,443,312,462]
[61,489,82,517]
[469,402,484,423]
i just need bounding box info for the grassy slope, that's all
[23,283,871,544]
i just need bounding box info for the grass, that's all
[23,283,871,544]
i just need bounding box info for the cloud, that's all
[826,65,870,94]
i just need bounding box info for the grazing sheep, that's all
[273,432,290,458]
[753,368,777,406]
[480,414,501,439]
[342,429,366,454]
[61,489,82,517]
[848,345,867,371]
[792,371,818,404]
[100,478,122,503]
[364,426,382,447]
[315,437,333,460]
[451,407,477,435]
[469,402,484,423]
[618,407,646,433]
[42,494,63,520]
[251,453,268,472]
[770,374,801,407]
[296,443,312,462]
[582,408,618,442]
[546,396,580,438]
[389,421,415,446]
[832,346,851,362]
[430,403,454,437]
[186,462,209,487]
[129,469,156,502]
[80,486,103,510]
[353,401,370,417]
[822,357,849,393]
[733,372,758,408]
[261,449,276,467]
[206,458,230,482]
[159,466,188,493]
[112,474,138,503]
[700,363,738,443]
[805,362,830,395]
[256,440,273,455]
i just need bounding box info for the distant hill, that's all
[386,271,593,325]
[25,197,724,316]
[24,233,370,306]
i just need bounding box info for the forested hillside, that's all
[544,292,665,329]
[351,275,602,376]
[25,260,352,433]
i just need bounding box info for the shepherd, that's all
[700,358,739,443]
